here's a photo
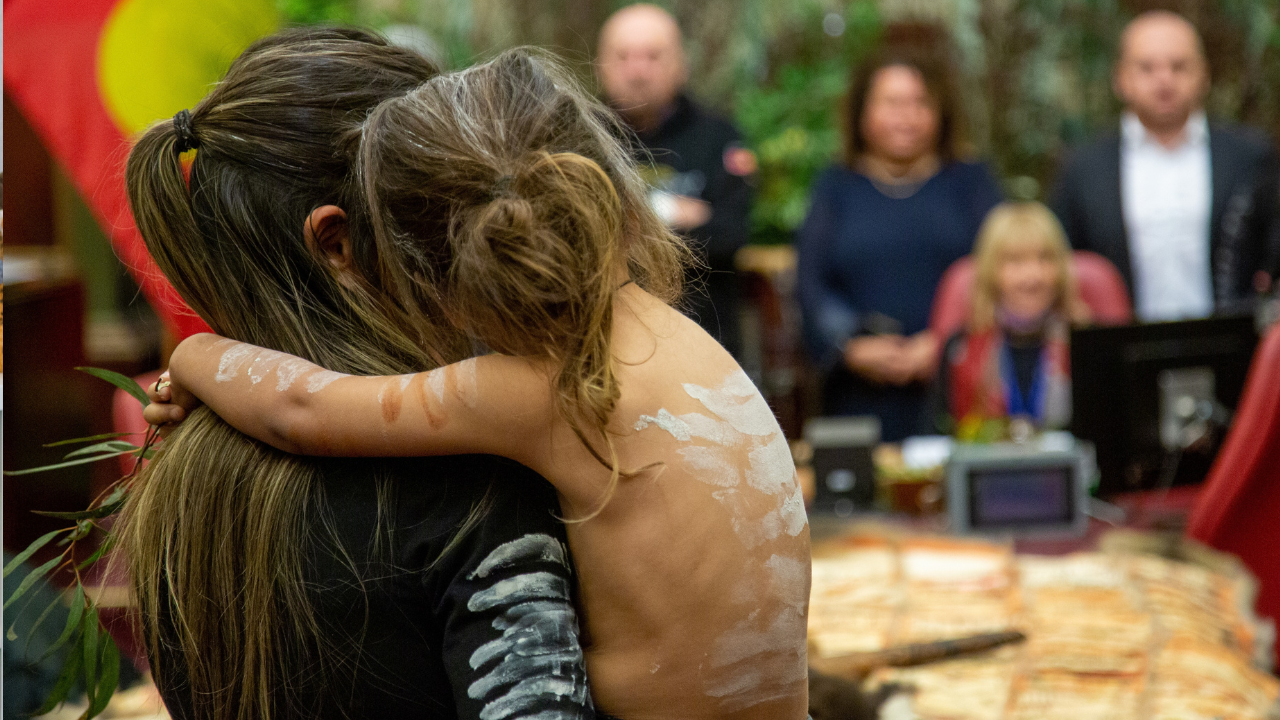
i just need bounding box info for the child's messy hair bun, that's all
[360,48,693,518]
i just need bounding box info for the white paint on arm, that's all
[275,357,313,392]
[427,367,447,404]
[456,357,479,408]
[305,369,347,393]
[215,343,257,383]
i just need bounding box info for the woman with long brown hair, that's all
[796,48,1003,441]
[119,28,594,719]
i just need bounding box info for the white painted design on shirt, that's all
[466,534,587,719]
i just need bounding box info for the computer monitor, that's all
[1070,314,1258,495]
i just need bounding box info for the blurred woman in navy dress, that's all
[797,49,1002,441]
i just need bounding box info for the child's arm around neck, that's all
[164,333,554,466]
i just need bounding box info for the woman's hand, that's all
[844,336,914,385]
[903,331,940,383]
[843,332,938,386]
[142,371,203,434]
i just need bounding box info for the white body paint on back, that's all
[465,534,588,719]
[704,554,809,710]
[630,369,809,711]
[634,369,807,548]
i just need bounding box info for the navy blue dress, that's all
[797,161,1002,440]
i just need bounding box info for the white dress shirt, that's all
[1121,111,1213,321]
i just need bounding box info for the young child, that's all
[145,49,810,719]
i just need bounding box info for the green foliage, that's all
[6,371,162,718]
[733,1,882,243]
[276,0,1279,243]
[278,0,356,24]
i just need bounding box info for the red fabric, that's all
[929,251,1133,340]
[1187,321,1280,665]
[948,329,1005,421]
[4,0,210,339]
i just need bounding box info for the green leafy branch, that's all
[4,368,161,719]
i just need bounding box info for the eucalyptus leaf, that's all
[76,367,151,408]
[34,495,128,522]
[78,535,118,571]
[5,451,135,477]
[64,441,142,460]
[38,584,85,663]
[83,604,100,707]
[3,555,62,610]
[45,432,137,448]
[32,632,84,717]
[86,635,120,719]
[4,529,66,577]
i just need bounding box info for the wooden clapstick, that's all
[809,630,1026,679]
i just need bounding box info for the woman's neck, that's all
[997,306,1052,342]
[858,153,941,186]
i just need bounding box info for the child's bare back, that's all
[553,285,811,717]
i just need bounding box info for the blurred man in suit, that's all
[1051,10,1279,321]
[597,3,755,357]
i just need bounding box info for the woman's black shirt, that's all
[155,455,594,719]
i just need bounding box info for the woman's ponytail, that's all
[126,114,231,332]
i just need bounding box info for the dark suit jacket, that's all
[1050,123,1280,312]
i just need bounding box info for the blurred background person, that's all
[597,3,755,358]
[1051,10,1280,322]
[796,49,1002,442]
[930,202,1090,438]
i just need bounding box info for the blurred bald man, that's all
[1051,10,1279,321]
[598,3,755,357]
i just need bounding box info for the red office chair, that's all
[928,250,1133,341]
[1187,320,1280,664]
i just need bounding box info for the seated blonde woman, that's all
[929,202,1090,438]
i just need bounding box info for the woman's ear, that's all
[303,205,353,275]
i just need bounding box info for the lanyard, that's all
[1000,343,1046,420]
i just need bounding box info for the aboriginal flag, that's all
[4,0,278,338]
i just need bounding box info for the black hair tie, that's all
[173,109,200,153]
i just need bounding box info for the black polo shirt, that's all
[631,93,754,356]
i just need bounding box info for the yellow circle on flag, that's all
[98,0,278,136]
